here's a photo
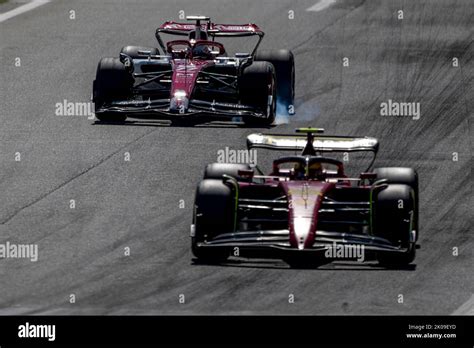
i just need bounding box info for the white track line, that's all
[306,0,336,12]
[0,0,50,24]
[452,294,474,315]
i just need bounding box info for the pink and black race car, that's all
[191,128,419,268]
[92,16,295,125]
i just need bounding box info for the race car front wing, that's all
[95,98,268,120]
[193,228,414,257]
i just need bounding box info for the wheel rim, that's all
[267,71,276,119]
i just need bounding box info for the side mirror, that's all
[360,172,377,180]
[235,52,251,58]
[360,172,377,185]
[119,53,134,73]
[238,169,254,180]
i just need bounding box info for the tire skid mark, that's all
[0,128,159,225]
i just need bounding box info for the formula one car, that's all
[191,128,419,268]
[92,16,295,125]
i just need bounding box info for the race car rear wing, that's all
[156,17,264,56]
[247,128,379,169]
[247,129,379,154]
[157,21,264,37]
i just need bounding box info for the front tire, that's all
[240,61,276,126]
[374,167,419,240]
[93,57,133,123]
[192,179,233,263]
[373,183,417,267]
[255,49,295,114]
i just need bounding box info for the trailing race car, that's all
[92,16,295,125]
[191,128,419,268]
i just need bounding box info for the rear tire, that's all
[255,49,295,114]
[93,57,133,123]
[240,61,276,126]
[192,179,233,263]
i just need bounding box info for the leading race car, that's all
[92,16,295,125]
[191,128,419,268]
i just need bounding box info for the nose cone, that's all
[170,90,189,113]
[293,217,313,249]
[281,181,335,250]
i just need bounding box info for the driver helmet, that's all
[308,161,323,179]
[293,162,306,180]
[193,44,212,58]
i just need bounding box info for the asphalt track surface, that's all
[0,0,472,315]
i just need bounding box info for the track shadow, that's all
[92,119,276,129]
[191,258,417,271]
